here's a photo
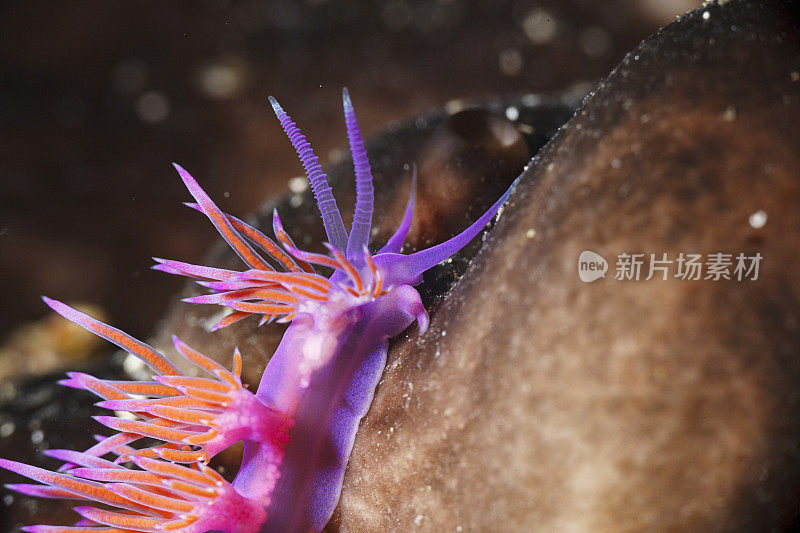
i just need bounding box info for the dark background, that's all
[0,0,693,352]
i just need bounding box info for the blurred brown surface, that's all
[331,1,800,530]
[0,0,686,346]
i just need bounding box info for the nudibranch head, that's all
[157,89,515,335]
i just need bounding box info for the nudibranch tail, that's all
[2,299,287,531]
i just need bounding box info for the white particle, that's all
[522,9,557,45]
[526,228,536,239]
[505,106,519,121]
[702,11,711,20]
[414,514,425,526]
[31,429,44,445]
[123,353,148,379]
[136,91,170,124]
[446,99,465,114]
[723,106,737,122]
[0,421,15,438]
[498,48,523,77]
[578,26,611,58]
[748,210,767,229]
[198,62,243,99]
[521,94,541,107]
[288,176,308,193]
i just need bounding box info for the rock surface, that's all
[329,1,800,531]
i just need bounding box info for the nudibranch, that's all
[1,89,516,532]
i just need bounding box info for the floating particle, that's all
[579,26,611,58]
[522,9,558,45]
[748,210,767,229]
[198,61,245,99]
[499,48,523,76]
[136,91,170,124]
[0,421,14,438]
[288,176,308,193]
[30,429,44,445]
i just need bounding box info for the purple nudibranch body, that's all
[1,89,517,532]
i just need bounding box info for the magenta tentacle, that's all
[342,88,375,263]
[42,296,179,375]
[379,164,417,254]
[173,163,274,272]
[269,96,348,253]
[379,177,517,286]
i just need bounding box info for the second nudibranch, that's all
[0,89,515,533]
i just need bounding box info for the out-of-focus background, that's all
[0,0,696,374]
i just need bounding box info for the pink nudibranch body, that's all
[1,89,516,532]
